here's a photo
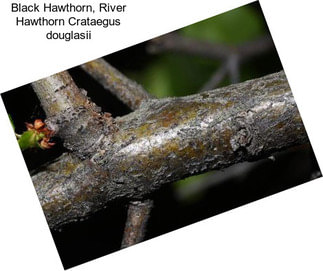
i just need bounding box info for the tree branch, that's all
[80,60,155,246]
[147,32,230,60]
[148,33,275,90]
[81,58,152,110]
[32,70,115,158]
[200,62,228,92]
[147,32,274,62]
[227,53,240,84]
[237,34,276,60]
[121,199,153,248]
[32,153,112,227]
[32,71,308,229]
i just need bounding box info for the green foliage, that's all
[181,5,264,44]
[127,5,267,98]
[122,5,271,204]
[173,172,214,204]
[18,130,45,151]
[129,54,218,98]
[8,115,46,151]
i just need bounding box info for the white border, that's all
[0,1,322,270]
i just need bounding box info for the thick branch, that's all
[81,58,152,110]
[32,153,112,227]
[32,71,308,228]
[80,59,154,245]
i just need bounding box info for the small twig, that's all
[147,32,274,61]
[121,199,153,248]
[147,32,230,60]
[237,34,275,60]
[200,53,240,92]
[149,33,275,91]
[200,62,228,92]
[227,53,240,84]
[81,58,152,110]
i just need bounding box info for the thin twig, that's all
[81,58,153,110]
[147,32,230,60]
[200,62,228,92]
[147,32,274,61]
[237,34,275,60]
[121,199,153,248]
[227,53,240,84]
[200,53,240,92]
[149,32,275,91]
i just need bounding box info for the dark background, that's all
[1,2,321,269]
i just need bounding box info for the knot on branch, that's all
[31,70,309,229]
[230,111,255,152]
[46,104,116,159]
[230,127,253,151]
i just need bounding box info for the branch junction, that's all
[31,70,308,229]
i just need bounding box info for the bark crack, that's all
[31,70,309,229]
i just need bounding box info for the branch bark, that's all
[121,199,153,248]
[80,60,155,246]
[32,71,115,158]
[81,58,152,110]
[31,70,308,229]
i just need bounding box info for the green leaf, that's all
[18,130,44,151]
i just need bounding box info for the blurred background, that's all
[1,2,321,269]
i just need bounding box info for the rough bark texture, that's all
[32,71,308,229]
[32,153,111,226]
[32,71,115,158]
[121,199,153,248]
[81,58,152,110]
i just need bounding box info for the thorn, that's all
[268,155,275,162]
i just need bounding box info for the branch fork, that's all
[31,64,307,234]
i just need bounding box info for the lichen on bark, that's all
[31,70,309,229]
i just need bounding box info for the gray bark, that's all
[81,58,152,110]
[31,70,308,229]
[121,199,153,248]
